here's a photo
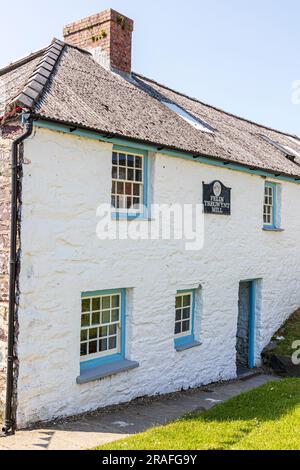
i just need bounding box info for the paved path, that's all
[0,374,277,450]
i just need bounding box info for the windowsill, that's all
[175,340,202,352]
[76,359,139,385]
[263,227,284,232]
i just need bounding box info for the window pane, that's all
[109,337,117,350]
[176,296,182,309]
[81,314,90,327]
[183,295,191,307]
[82,299,90,313]
[99,326,108,338]
[112,152,118,165]
[92,312,100,325]
[135,156,142,168]
[81,343,87,356]
[127,169,134,181]
[117,182,124,194]
[182,308,190,319]
[125,183,132,195]
[135,170,142,182]
[119,154,126,166]
[102,311,110,324]
[133,184,140,196]
[89,328,98,340]
[175,323,181,335]
[182,321,190,332]
[99,339,108,352]
[126,197,132,209]
[118,196,126,209]
[102,297,110,309]
[127,155,134,167]
[89,341,98,355]
[112,295,120,308]
[92,298,101,311]
[112,166,118,179]
[81,330,88,342]
[176,310,181,322]
[111,309,120,322]
[109,324,117,335]
[119,167,126,180]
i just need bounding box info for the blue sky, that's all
[2,0,300,134]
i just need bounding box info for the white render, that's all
[16,127,300,427]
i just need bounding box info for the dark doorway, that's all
[237,281,256,373]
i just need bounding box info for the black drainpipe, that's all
[2,117,33,435]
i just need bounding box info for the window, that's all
[261,134,300,161]
[161,101,214,133]
[80,289,125,366]
[174,290,196,349]
[111,145,148,218]
[263,182,277,228]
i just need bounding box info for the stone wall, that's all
[0,123,22,424]
[0,126,13,421]
[16,127,300,427]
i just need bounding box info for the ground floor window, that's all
[80,289,125,364]
[174,290,196,348]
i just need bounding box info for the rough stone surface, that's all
[15,128,300,428]
[0,126,14,421]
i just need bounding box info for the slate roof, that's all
[1,39,300,179]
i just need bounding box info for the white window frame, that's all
[263,182,276,228]
[175,292,193,339]
[112,149,145,215]
[80,292,122,362]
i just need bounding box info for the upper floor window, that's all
[263,182,277,229]
[111,145,148,218]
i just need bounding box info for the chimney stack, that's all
[63,9,134,75]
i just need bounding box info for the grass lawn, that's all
[96,379,300,450]
[272,309,300,356]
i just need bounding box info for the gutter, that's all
[2,117,33,435]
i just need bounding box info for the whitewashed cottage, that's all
[1,8,300,432]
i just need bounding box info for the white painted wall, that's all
[16,127,300,427]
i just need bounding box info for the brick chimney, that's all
[63,9,134,75]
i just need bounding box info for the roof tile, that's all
[1,39,300,180]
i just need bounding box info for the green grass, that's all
[273,309,300,356]
[95,379,300,450]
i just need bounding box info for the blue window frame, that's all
[111,145,148,220]
[80,289,126,373]
[263,182,277,229]
[174,290,196,349]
